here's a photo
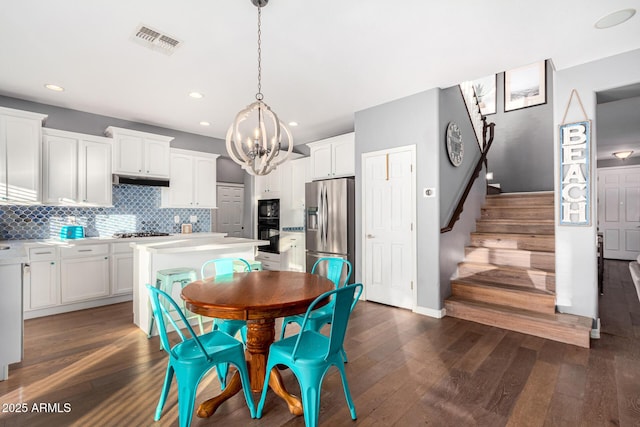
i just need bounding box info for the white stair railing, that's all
[459,81,484,150]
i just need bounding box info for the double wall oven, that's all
[257,199,279,253]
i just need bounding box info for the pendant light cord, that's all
[256,5,263,101]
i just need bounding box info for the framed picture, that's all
[472,74,496,115]
[504,60,546,111]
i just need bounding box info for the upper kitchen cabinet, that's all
[0,107,48,204]
[307,132,354,181]
[105,126,172,178]
[42,128,113,206]
[254,166,282,198]
[161,149,219,208]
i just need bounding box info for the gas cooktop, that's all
[112,231,171,239]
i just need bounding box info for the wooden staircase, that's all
[444,192,592,348]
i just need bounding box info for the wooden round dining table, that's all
[181,269,335,418]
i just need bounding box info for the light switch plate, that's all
[174,215,180,224]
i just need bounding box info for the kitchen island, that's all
[131,236,268,334]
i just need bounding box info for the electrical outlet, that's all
[423,187,436,198]
[174,215,180,224]
[190,215,197,223]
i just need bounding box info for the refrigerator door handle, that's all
[323,183,329,250]
[318,183,324,250]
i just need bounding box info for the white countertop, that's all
[131,236,268,254]
[0,232,228,263]
[0,243,27,265]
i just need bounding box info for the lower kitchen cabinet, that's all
[24,247,59,311]
[256,251,281,271]
[60,245,110,303]
[111,242,133,295]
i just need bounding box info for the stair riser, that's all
[444,300,590,348]
[476,222,554,235]
[484,197,554,207]
[470,235,554,252]
[481,207,554,220]
[464,248,555,271]
[457,264,555,292]
[451,282,555,314]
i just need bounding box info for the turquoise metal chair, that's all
[280,257,352,339]
[200,257,251,388]
[257,283,363,427]
[146,285,255,427]
[148,268,201,339]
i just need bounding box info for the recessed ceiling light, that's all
[189,92,204,99]
[199,121,210,126]
[288,121,298,127]
[613,150,634,159]
[595,8,636,29]
[45,84,64,92]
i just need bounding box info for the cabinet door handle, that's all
[78,249,93,252]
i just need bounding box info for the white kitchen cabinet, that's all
[24,247,59,311]
[256,251,281,271]
[281,234,305,272]
[280,157,310,228]
[111,242,133,295]
[0,107,47,203]
[307,132,355,180]
[254,166,281,198]
[105,126,173,178]
[42,128,112,206]
[161,149,219,208]
[60,244,110,303]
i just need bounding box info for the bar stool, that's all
[148,267,201,338]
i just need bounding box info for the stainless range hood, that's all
[112,174,170,187]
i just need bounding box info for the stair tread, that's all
[486,192,554,199]
[452,277,555,295]
[466,245,554,256]
[477,219,555,223]
[446,296,592,330]
[458,261,556,276]
[472,232,554,239]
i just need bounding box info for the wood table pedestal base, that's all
[196,318,303,418]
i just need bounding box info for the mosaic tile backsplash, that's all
[0,184,211,240]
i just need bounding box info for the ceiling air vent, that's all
[131,24,181,56]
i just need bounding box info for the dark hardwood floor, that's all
[1,260,639,426]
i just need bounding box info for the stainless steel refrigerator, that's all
[305,177,355,282]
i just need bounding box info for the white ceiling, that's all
[1,0,639,146]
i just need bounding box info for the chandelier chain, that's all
[256,5,263,101]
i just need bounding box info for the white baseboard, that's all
[413,305,446,319]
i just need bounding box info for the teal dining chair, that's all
[146,285,255,427]
[200,257,251,388]
[257,283,363,427]
[280,257,352,340]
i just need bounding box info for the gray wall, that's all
[439,85,483,228]
[355,88,442,312]
[486,61,555,193]
[554,48,640,323]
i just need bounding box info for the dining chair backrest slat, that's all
[292,283,363,362]
[201,257,251,279]
[146,285,208,360]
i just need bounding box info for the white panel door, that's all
[216,185,244,237]
[598,166,640,260]
[363,146,415,309]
